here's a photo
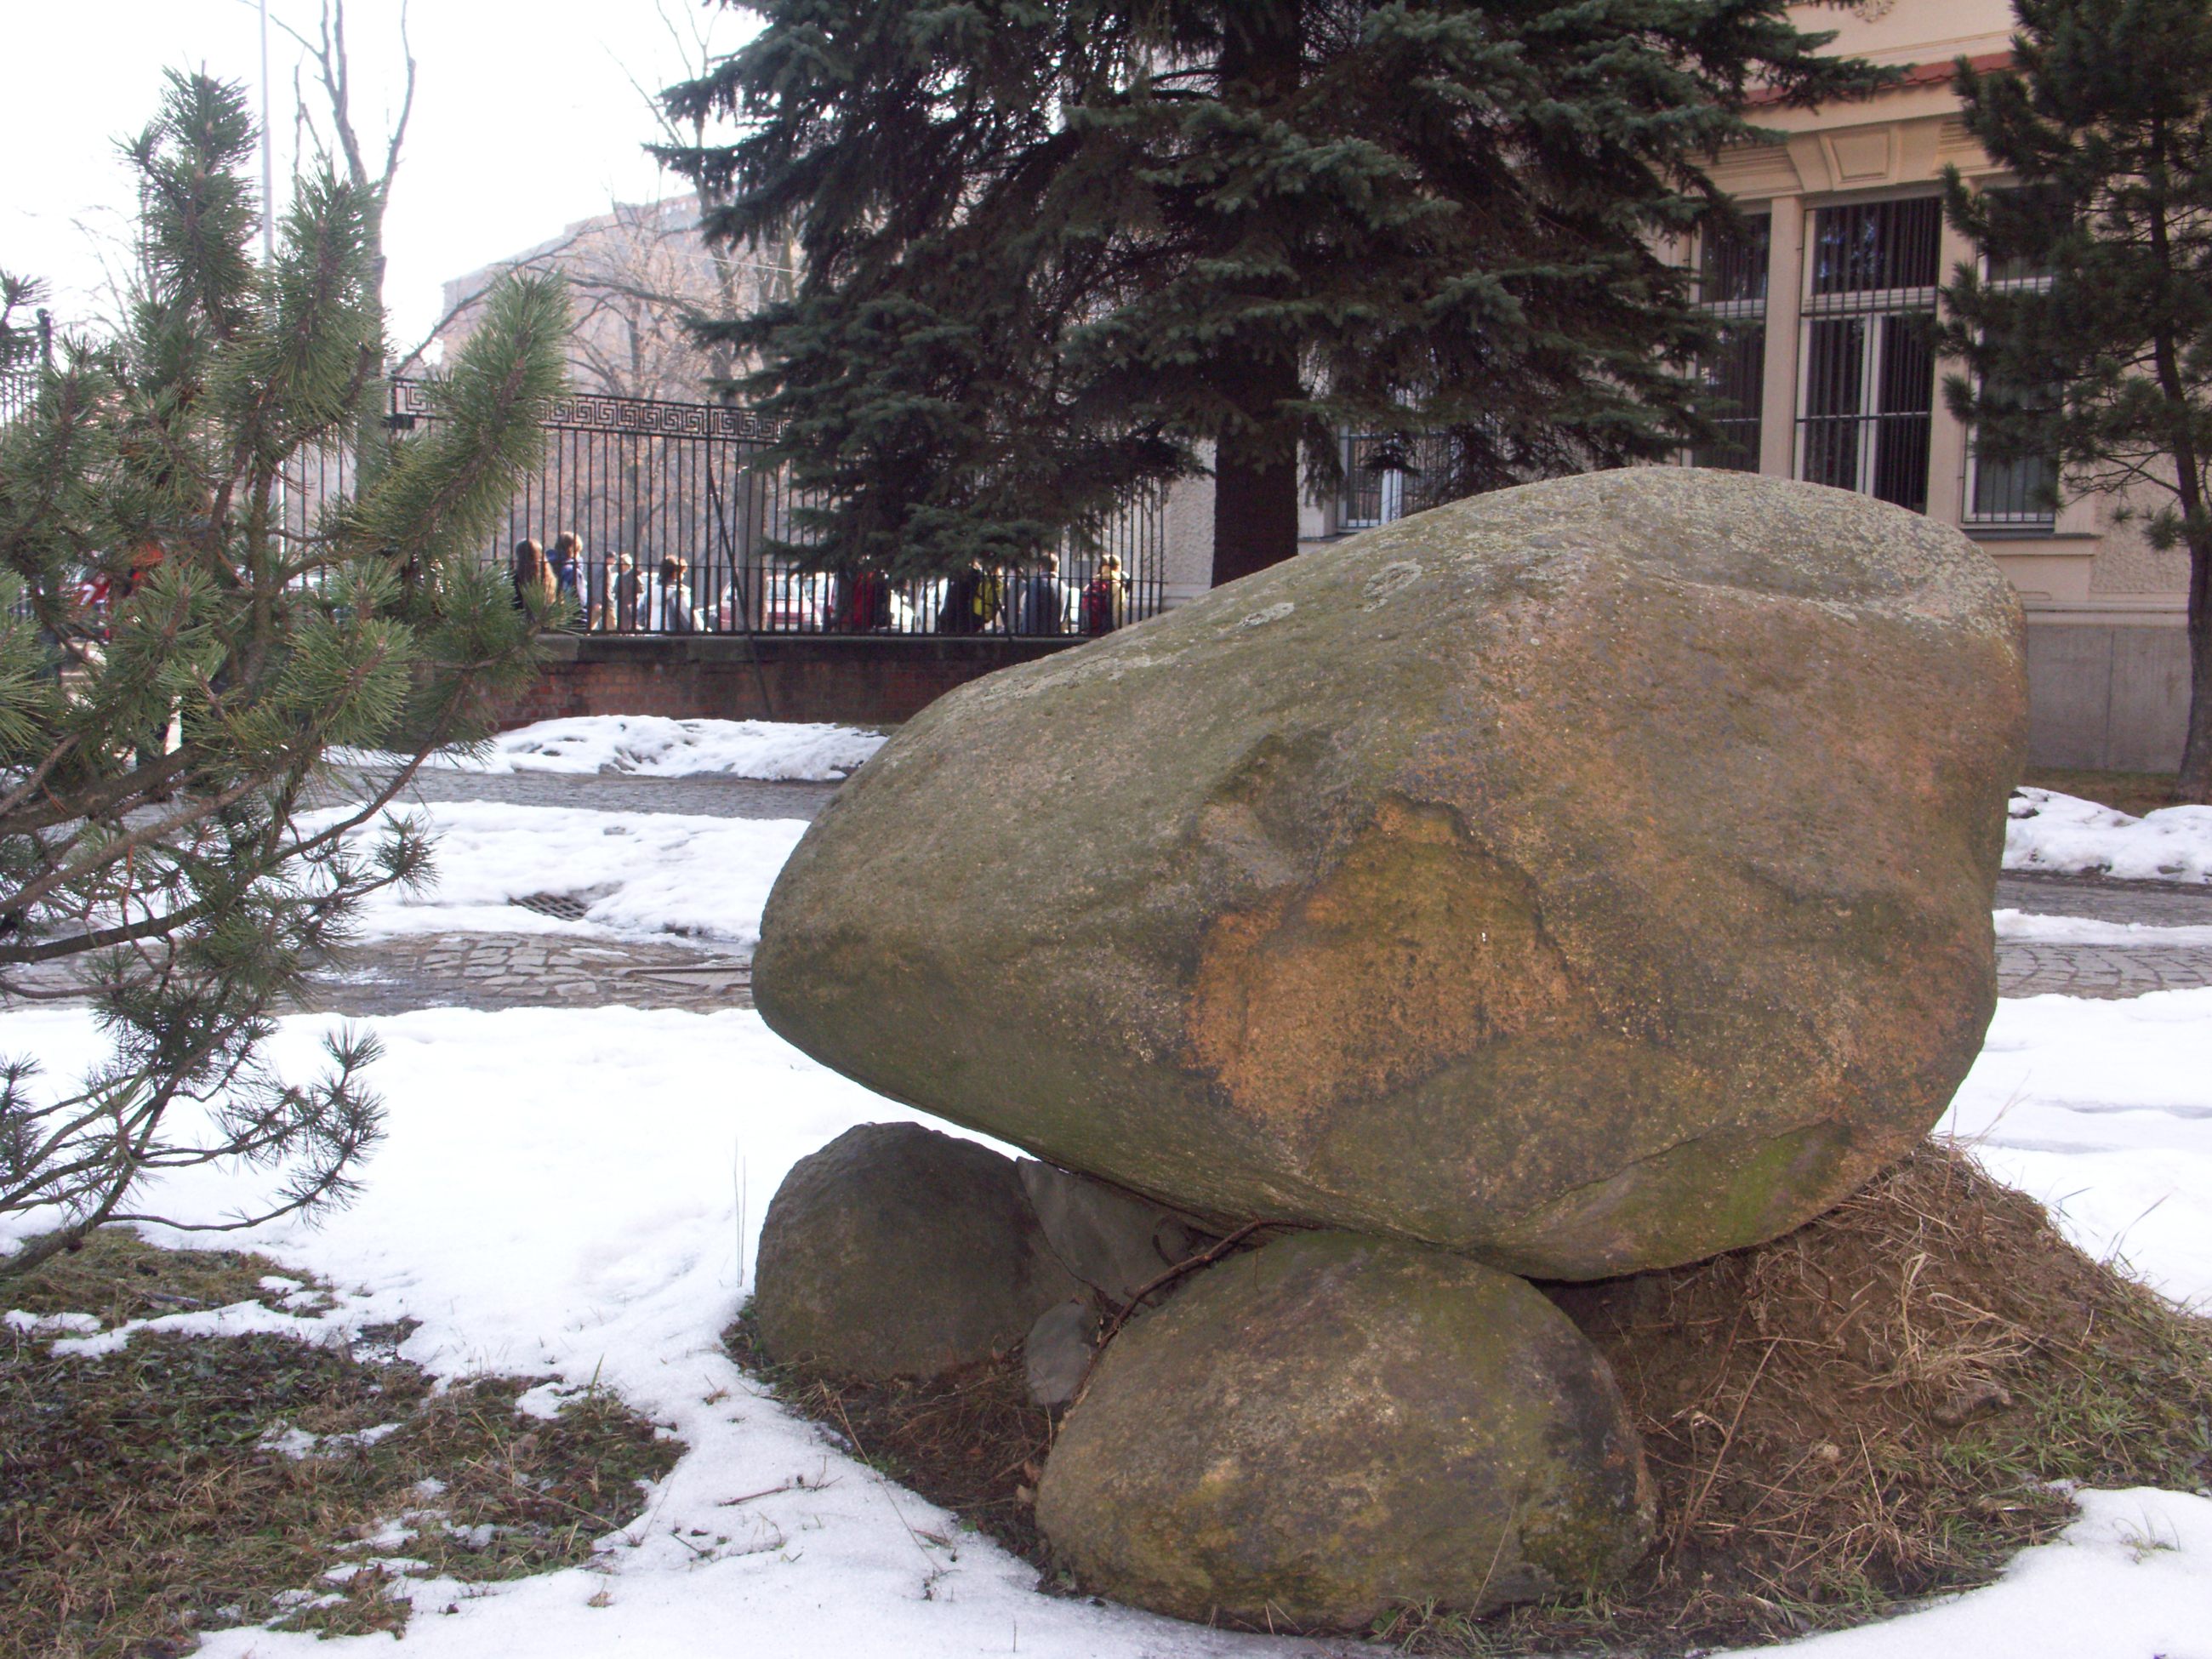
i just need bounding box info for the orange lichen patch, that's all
[1186,800,1580,1127]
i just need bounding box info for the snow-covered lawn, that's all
[2,986,2209,1658]
[1993,908,2212,946]
[2007,787,2212,884]
[4,755,2210,1655]
[340,715,886,783]
[313,801,808,951]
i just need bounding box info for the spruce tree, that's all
[0,73,568,1276]
[1940,0,2212,801]
[661,1,1883,585]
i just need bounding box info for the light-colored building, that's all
[1697,0,2187,771]
[436,195,795,403]
[1165,2,2187,769]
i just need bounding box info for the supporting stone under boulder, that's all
[750,1122,1078,1379]
[754,469,2029,1280]
[1035,1230,1656,1629]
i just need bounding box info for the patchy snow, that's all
[2006,788,2212,884]
[337,716,886,783]
[1941,988,2212,1310]
[1993,908,2212,946]
[46,1295,347,1360]
[1736,1486,2212,1659]
[304,801,808,951]
[1,983,2209,1657]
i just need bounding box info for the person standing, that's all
[546,531,584,618]
[604,551,642,631]
[654,555,702,633]
[1080,552,1129,636]
[510,538,555,613]
[1016,551,1063,636]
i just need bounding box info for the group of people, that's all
[934,551,1131,637]
[508,532,1132,638]
[509,533,703,633]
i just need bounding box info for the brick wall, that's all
[499,633,1087,730]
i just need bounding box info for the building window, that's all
[1337,431,1464,529]
[1966,191,2060,530]
[1338,432,1409,528]
[1695,214,1770,471]
[1797,197,1941,512]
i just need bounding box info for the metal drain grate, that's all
[511,892,590,921]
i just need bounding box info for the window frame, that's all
[1793,193,1944,515]
[1962,188,2061,533]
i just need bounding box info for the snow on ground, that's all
[339,716,887,782]
[2006,787,2212,884]
[2,985,2210,1657]
[0,1005,1306,1659]
[1993,908,2212,946]
[1941,988,2212,1309]
[305,801,808,951]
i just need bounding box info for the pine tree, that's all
[660,1,1883,585]
[1940,0,2212,801]
[0,73,569,1277]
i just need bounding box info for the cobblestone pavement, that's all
[1994,871,2212,1000]
[298,932,752,1017]
[286,770,831,1013]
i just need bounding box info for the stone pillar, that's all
[1161,448,1217,608]
[1759,195,1805,481]
[1927,206,1977,527]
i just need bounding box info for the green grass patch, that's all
[1,1229,681,1658]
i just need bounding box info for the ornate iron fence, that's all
[388,379,1167,639]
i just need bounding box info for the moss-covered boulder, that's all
[751,1122,1078,1379]
[1035,1230,1654,1628]
[754,469,2027,1278]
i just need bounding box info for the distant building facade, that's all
[436,194,795,404]
[1181,1,2184,770]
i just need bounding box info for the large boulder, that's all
[751,1122,1079,1378]
[1035,1230,1655,1628]
[755,470,2027,1278]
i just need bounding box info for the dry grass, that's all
[1,1230,681,1659]
[1392,1143,2212,1655]
[735,1144,2212,1656]
[2021,766,2184,817]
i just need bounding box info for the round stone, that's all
[1034,1229,1656,1628]
[751,1121,1078,1379]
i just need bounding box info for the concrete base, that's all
[2025,623,2190,772]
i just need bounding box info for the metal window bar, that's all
[1796,199,1940,513]
[1810,197,1941,299]
[1964,217,2061,528]
[1968,448,2057,526]
[1689,214,1770,473]
[1337,431,1462,529]
[1700,214,1771,308]
[1694,326,1766,472]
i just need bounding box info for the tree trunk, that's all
[1207,6,1304,589]
[2181,527,2212,801]
[352,199,391,491]
[1212,378,1303,587]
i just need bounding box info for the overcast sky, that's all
[2,0,755,352]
